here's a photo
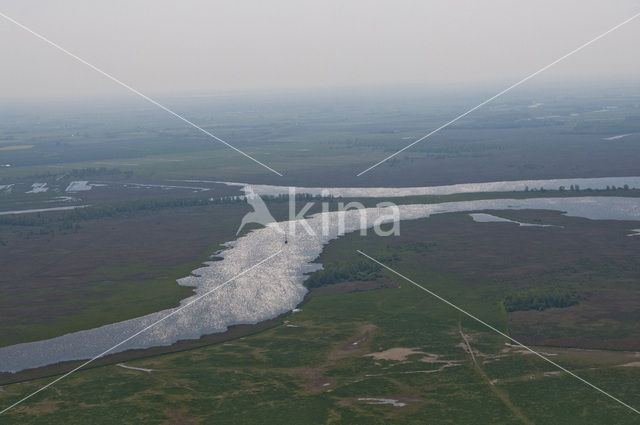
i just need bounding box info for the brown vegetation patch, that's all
[290,324,376,393]
[0,200,247,343]
[17,400,59,415]
[329,324,376,360]
[508,289,640,350]
[162,409,198,425]
[388,212,640,351]
[289,367,336,393]
[618,362,640,367]
[310,277,397,296]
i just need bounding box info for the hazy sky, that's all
[1,0,639,99]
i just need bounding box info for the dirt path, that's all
[458,322,534,425]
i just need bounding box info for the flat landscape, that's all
[1,86,639,424]
[2,210,639,424]
[2,87,640,188]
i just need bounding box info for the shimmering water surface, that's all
[0,206,87,216]
[217,176,640,198]
[469,213,557,227]
[1,196,640,372]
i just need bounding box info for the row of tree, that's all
[558,185,580,191]
[0,167,130,186]
[0,195,245,227]
[259,193,336,202]
[503,288,579,312]
[66,167,131,178]
[305,260,382,288]
[0,192,342,229]
[524,184,633,192]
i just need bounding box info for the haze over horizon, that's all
[1,0,639,100]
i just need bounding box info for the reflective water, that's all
[0,206,87,216]
[1,197,640,372]
[469,213,557,227]
[217,176,640,198]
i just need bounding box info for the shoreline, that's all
[0,300,298,386]
[0,277,399,387]
[4,195,640,378]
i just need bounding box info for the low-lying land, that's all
[1,209,638,424]
[3,183,640,349]
[2,89,640,188]
[0,188,249,348]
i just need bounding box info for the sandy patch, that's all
[618,362,640,367]
[366,347,452,363]
[340,397,423,408]
[365,347,459,373]
[117,363,155,373]
[358,398,407,407]
[366,347,425,361]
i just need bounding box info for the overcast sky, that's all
[1,0,639,100]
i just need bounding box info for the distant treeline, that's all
[0,193,341,228]
[261,193,336,202]
[503,288,579,312]
[66,167,132,179]
[305,260,382,288]
[60,196,244,223]
[0,167,131,185]
[525,184,633,192]
[0,196,244,227]
[0,215,43,227]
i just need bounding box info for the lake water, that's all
[469,213,557,227]
[1,196,640,372]
[0,206,87,216]
[217,176,640,198]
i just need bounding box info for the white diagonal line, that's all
[356,249,640,415]
[0,249,283,415]
[0,11,283,177]
[357,11,640,176]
